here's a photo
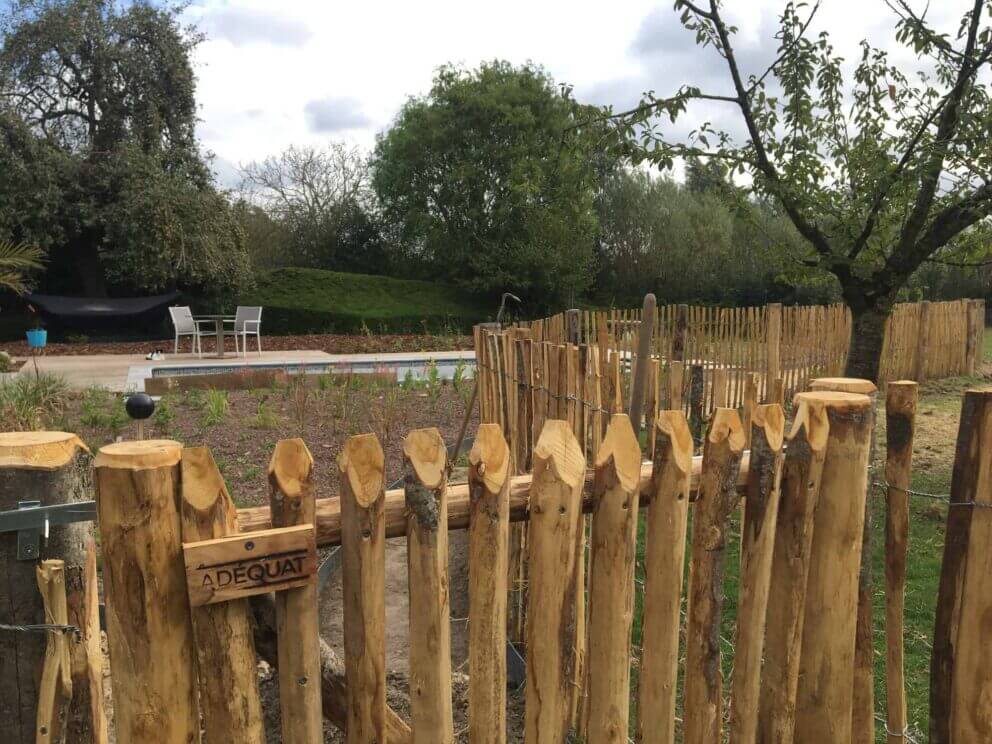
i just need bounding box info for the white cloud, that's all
[185,0,979,172]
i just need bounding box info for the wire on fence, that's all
[0,622,79,636]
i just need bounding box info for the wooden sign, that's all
[183,524,317,607]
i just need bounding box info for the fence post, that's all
[930,389,992,744]
[585,415,641,740]
[637,411,692,744]
[689,364,705,445]
[673,304,689,362]
[667,360,684,412]
[793,391,873,742]
[684,409,745,744]
[884,381,918,744]
[467,425,510,744]
[179,447,265,744]
[729,403,785,743]
[525,420,585,744]
[758,396,830,744]
[64,539,108,744]
[269,438,323,744]
[766,303,782,397]
[0,432,95,744]
[35,559,71,744]
[628,293,657,440]
[914,300,932,382]
[809,377,878,744]
[404,428,455,744]
[338,434,387,744]
[94,440,200,744]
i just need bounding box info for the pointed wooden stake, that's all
[36,560,72,744]
[637,410,692,744]
[338,434,387,744]
[404,428,455,744]
[468,424,511,744]
[585,414,641,742]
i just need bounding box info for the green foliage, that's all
[79,386,129,434]
[153,395,175,432]
[373,60,609,308]
[201,389,228,427]
[0,373,69,430]
[252,396,279,430]
[0,351,14,373]
[424,360,442,407]
[0,0,251,298]
[0,239,44,294]
[244,267,487,334]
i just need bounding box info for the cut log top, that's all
[794,390,872,412]
[751,404,786,452]
[93,439,181,470]
[533,420,585,489]
[708,408,746,452]
[789,396,831,451]
[268,438,314,497]
[810,377,878,395]
[596,414,642,492]
[181,447,237,538]
[337,433,385,507]
[0,431,89,470]
[655,410,694,475]
[403,428,447,488]
[468,424,509,494]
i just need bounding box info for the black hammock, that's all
[25,291,181,331]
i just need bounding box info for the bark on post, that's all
[793,391,873,743]
[403,428,455,744]
[585,415,641,741]
[883,381,917,744]
[809,376,878,744]
[930,389,992,744]
[180,447,265,744]
[673,304,689,363]
[467,425,510,744]
[94,439,200,744]
[754,396,829,744]
[667,361,684,412]
[684,409,746,744]
[729,404,785,744]
[0,432,93,744]
[338,433,388,744]
[636,411,692,744]
[64,540,108,744]
[35,559,71,744]
[689,364,705,445]
[525,420,585,744]
[269,438,323,744]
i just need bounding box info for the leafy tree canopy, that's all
[373,60,610,308]
[600,0,992,379]
[0,0,249,298]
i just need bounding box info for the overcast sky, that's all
[182,0,968,187]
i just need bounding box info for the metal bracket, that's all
[0,500,97,561]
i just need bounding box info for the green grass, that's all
[243,267,490,334]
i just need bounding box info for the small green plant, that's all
[424,360,442,406]
[401,369,417,392]
[185,388,207,411]
[79,386,129,434]
[287,376,310,435]
[0,373,70,430]
[253,395,278,429]
[65,333,89,344]
[202,389,228,427]
[153,395,175,432]
[0,351,14,373]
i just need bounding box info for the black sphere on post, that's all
[125,392,155,440]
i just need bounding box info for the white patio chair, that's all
[225,306,263,357]
[169,306,215,358]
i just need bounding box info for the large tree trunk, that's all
[77,238,108,298]
[844,302,893,382]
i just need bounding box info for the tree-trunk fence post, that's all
[179,446,265,743]
[467,425,510,744]
[338,433,387,744]
[689,364,705,445]
[525,420,585,744]
[930,388,992,744]
[637,411,692,744]
[729,403,785,743]
[667,360,684,413]
[914,300,932,382]
[684,408,745,744]
[673,304,689,363]
[883,381,918,744]
[94,439,200,744]
[0,433,100,744]
[766,303,782,400]
[404,428,455,744]
[793,390,873,742]
[269,438,323,744]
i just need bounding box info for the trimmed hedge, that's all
[243,267,490,335]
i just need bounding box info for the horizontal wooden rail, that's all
[237,451,752,548]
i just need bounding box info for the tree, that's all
[602,0,992,380]
[373,61,606,308]
[239,143,387,273]
[0,0,250,298]
[0,239,44,293]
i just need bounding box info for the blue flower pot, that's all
[26,329,47,349]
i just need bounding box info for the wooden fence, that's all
[510,299,984,409]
